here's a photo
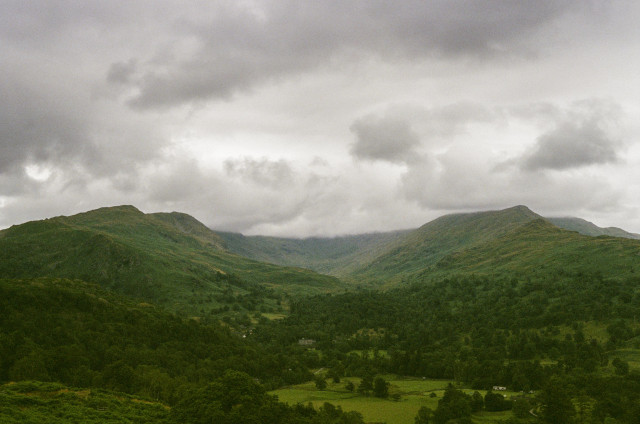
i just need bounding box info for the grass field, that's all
[261,312,287,320]
[271,377,517,424]
[348,350,390,359]
[609,348,640,371]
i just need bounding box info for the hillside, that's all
[548,216,640,240]
[419,218,640,280]
[218,230,410,277]
[218,205,640,286]
[0,278,242,395]
[0,278,365,424]
[4,205,640,423]
[0,381,171,424]
[347,205,543,283]
[0,206,344,315]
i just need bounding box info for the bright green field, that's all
[271,377,516,424]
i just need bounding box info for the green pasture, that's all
[609,348,640,371]
[261,312,287,320]
[271,377,516,424]
[348,350,390,359]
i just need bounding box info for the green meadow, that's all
[271,377,518,424]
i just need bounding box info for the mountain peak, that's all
[507,204,534,213]
[499,205,540,219]
[90,205,142,214]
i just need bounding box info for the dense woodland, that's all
[0,278,362,423]
[256,272,640,422]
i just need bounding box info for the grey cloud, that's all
[523,120,620,171]
[420,102,499,140]
[430,103,497,126]
[350,115,421,164]
[148,159,209,203]
[0,71,164,194]
[107,60,138,85]
[119,0,584,109]
[224,157,295,189]
[401,146,622,214]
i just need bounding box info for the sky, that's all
[2,0,640,237]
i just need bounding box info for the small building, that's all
[492,386,507,391]
[298,338,316,346]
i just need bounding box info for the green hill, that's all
[0,206,344,315]
[421,218,640,279]
[347,205,542,282]
[337,206,640,284]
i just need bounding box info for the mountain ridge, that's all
[216,205,640,285]
[547,216,640,240]
[3,204,640,304]
[0,205,345,316]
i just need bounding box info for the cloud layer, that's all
[1,1,639,235]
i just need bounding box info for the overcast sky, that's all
[2,1,640,237]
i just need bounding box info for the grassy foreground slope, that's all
[0,206,343,315]
[0,381,170,424]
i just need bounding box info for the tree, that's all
[538,379,576,424]
[484,389,511,412]
[327,362,344,383]
[373,376,389,398]
[470,391,484,412]
[345,381,355,392]
[612,358,629,375]
[433,384,472,424]
[512,397,532,419]
[415,406,433,424]
[101,360,135,393]
[358,374,373,395]
[315,375,327,390]
[8,350,51,382]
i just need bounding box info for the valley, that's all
[2,205,640,423]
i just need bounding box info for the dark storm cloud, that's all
[0,67,165,194]
[121,0,582,109]
[0,77,96,176]
[0,1,170,194]
[350,115,421,164]
[523,121,620,171]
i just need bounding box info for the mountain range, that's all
[3,203,640,423]
[220,205,640,284]
[2,204,639,316]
